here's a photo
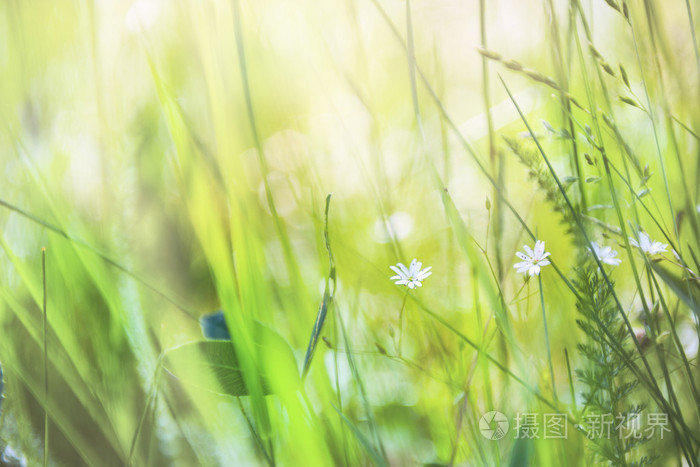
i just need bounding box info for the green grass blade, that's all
[302,194,335,378]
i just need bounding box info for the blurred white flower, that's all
[629,232,667,256]
[390,259,432,289]
[374,212,414,243]
[125,0,162,33]
[514,240,551,276]
[678,323,699,358]
[590,242,622,266]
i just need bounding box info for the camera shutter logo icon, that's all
[479,411,509,440]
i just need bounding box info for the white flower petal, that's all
[416,270,432,280]
[538,259,551,267]
[523,245,534,257]
[534,240,545,258]
[652,242,667,253]
[515,252,529,261]
[389,265,404,277]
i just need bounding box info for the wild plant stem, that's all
[398,292,409,357]
[564,349,577,414]
[538,275,558,409]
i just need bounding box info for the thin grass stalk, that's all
[473,266,494,411]
[42,247,48,467]
[564,348,577,414]
[538,274,559,409]
[405,0,424,141]
[397,292,408,357]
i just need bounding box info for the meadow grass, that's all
[1,0,699,465]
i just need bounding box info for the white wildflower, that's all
[590,242,622,266]
[390,259,432,289]
[629,232,667,256]
[514,240,551,276]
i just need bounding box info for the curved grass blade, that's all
[302,194,335,378]
[650,261,700,315]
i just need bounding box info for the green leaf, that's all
[165,341,248,396]
[164,323,299,396]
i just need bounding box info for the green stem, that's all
[539,274,558,409]
[398,292,409,357]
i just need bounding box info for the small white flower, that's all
[629,232,667,256]
[514,240,551,276]
[590,242,622,266]
[390,259,432,289]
